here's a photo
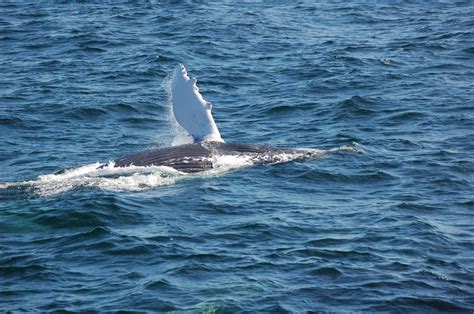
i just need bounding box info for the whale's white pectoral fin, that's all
[171,65,224,143]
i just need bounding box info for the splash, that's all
[0,163,182,197]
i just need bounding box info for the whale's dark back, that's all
[113,142,298,173]
[113,143,213,173]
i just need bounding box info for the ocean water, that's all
[1,1,473,312]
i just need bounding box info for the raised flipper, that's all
[171,65,224,143]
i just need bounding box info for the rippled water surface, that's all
[1,1,473,312]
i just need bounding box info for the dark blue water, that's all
[1,1,473,312]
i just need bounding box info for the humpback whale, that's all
[109,65,319,173]
[0,65,355,196]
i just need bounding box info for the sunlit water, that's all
[1,1,473,312]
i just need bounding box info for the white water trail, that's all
[0,163,183,197]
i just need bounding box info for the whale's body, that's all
[113,142,306,173]
[109,65,314,173]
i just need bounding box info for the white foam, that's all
[171,133,194,146]
[206,148,330,174]
[0,182,11,189]
[328,144,363,154]
[0,163,184,197]
[210,154,255,172]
